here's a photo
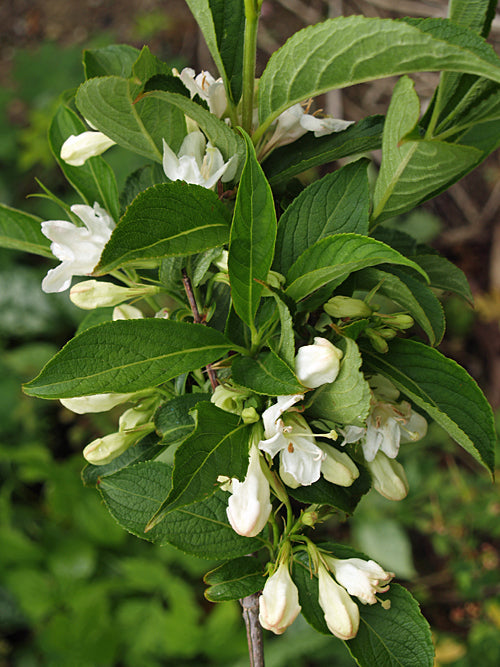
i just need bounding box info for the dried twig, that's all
[240,593,265,667]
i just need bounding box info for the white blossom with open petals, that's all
[41,203,115,293]
[258,394,326,488]
[324,556,394,605]
[173,67,227,118]
[60,131,116,166]
[162,131,237,189]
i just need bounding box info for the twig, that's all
[240,593,265,667]
[181,269,219,390]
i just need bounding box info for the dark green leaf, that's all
[0,205,51,258]
[204,557,265,601]
[119,163,167,214]
[23,320,232,399]
[208,0,245,103]
[413,254,473,303]
[232,351,304,396]
[273,160,370,275]
[228,131,277,330]
[96,182,231,273]
[154,393,211,444]
[363,338,496,473]
[83,44,140,79]
[99,461,263,558]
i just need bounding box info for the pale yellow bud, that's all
[324,296,373,318]
[70,280,160,310]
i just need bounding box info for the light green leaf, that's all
[83,44,140,79]
[372,76,481,223]
[273,160,370,275]
[263,116,384,186]
[23,320,232,399]
[96,182,231,273]
[257,16,500,133]
[232,351,304,396]
[307,338,371,426]
[0,205,52,258]
[76,76,186,162]
[49,104,120,221]
[204,557,265,602]
[154,393,211,444]
[228,131,277,330]
[362,338,496,474]
[148,402,251,525]
[285,234,428,302]
[99,461,263,558]
[413,253,473,303]
[270,296,295,368]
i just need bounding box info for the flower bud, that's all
[377,327,398,340]
[60,131,116,166]
[211,384,248,415]
[241,407,260,424]
[317,563,359,640]
[365,328,389,353]
[295,337,343,389]
[380,313,414,330]
[366,451,409,501]
[320,444,359,487]
[324,556,394,605]
[83,427,153,466]
[226,445,272,537]
[259,562,301,634]
[113,304,144,320]
[60,392,135,414]
[324,296,372,319]
[70,280,160,310]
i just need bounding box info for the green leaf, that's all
[96,182,231,273]
[228,131,277,331]
[352,267,445,346]
[185,0,245,104]
[119,163,167,214]
[76,76,186,162]
[0,204,52,258]
[307,338,371,426]
[49,104,120,221]
[270,296,295,368]
[23,320,232,399]
[83,44,140,79]
[204,557,265,602]
[413,253,473,303]
[257,16,500,132]
[99,461,263,558]
[232,351,304,396]
[82,432,162,486]
[287,463,371,514]
[372,76,481,223]
[154,393,211,444]
[285,234,428,302]
[263,116,384,186]
[144,90,245,167]
[362,338,496,473]
[149,402,251,525]
[347,585,434,667]
[273,160,370,275]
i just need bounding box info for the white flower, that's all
[366,451,409,501]
[258,395,326,488]
[295,337,343,389]
[83,429,144,465]
[226,444,272,537]
[113,304,144,320]
[211,384,247,415]
[324,556,394,605]
[259,562,301,634]
[162,131,237,189]
[69,279,160,310]
[317,563,359,640]
[41,203,115,293]
[60,131,116,166]
[264,103,354,154]
[173,67,227,118]
[363,401,427,462]
[60,392,134,414]
[319,443,359,487]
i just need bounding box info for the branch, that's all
[240,593,265,667]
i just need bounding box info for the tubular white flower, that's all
[162,131,237,189]
[258,395,326,488]
[324,556,394,605]
[320,443,359,487]
[60,392,135,414]
[295,337,343,389]
[226,444,272,537]
[60,131,116,166]
[69,279,160,310]
[41,203,115,293]
[174,67,227,118]
[83,429,144,465]
[366,451,409,501]
[363,401,427,462]
[317,563,360,640]
[259,562,301,634]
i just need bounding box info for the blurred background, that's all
[0,1,499,665]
